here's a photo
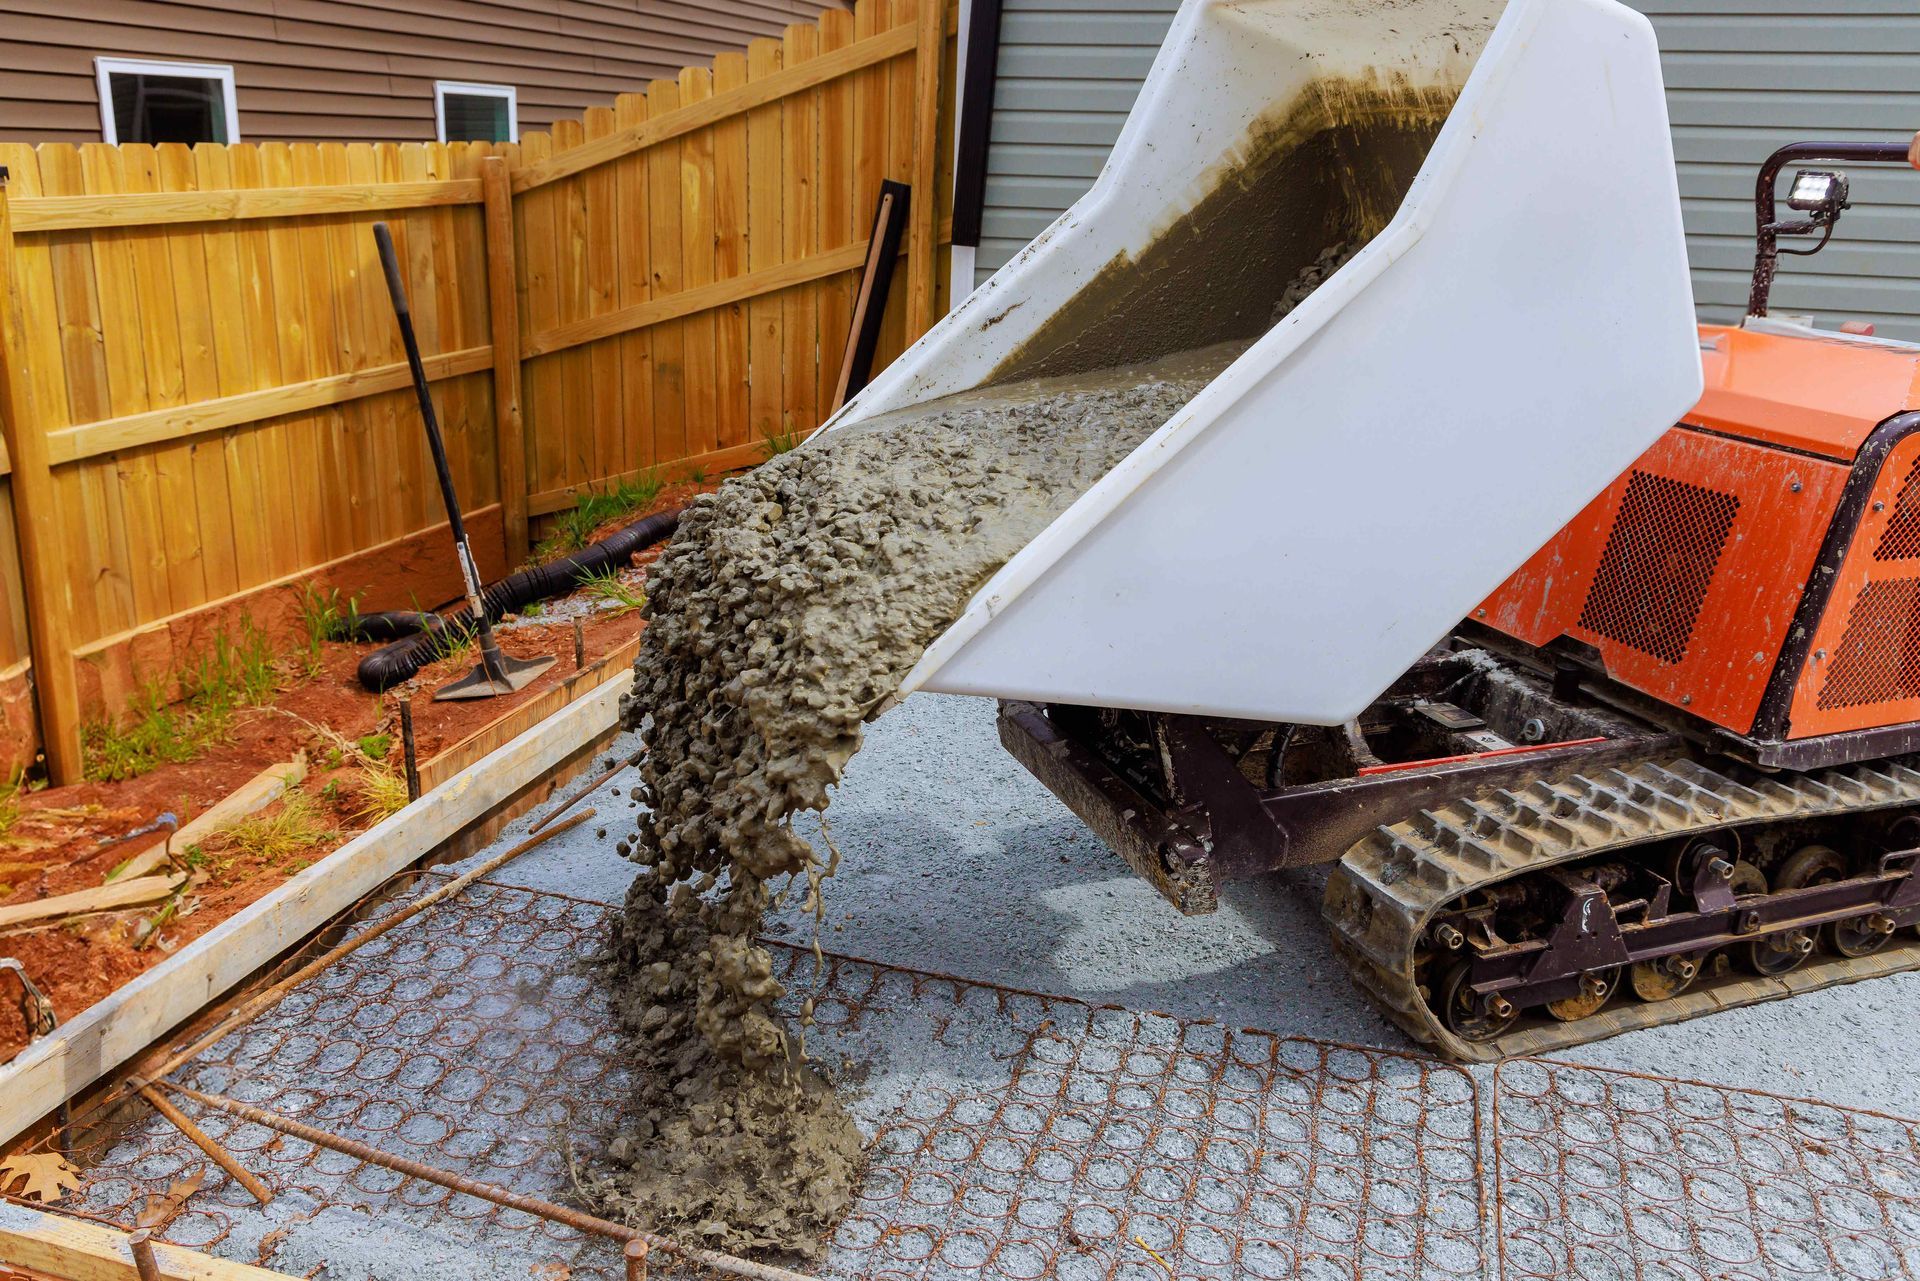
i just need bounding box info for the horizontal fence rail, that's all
[0,0,954,784]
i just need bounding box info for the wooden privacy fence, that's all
[0,0,953,784]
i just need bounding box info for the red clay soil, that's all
[0,480,716,1065]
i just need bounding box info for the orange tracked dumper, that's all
[999,139,1920,1060]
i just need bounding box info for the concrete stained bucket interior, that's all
[832,0,1703,726]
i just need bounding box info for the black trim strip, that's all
[948,0,1005,250]
[1750,410,1920,740]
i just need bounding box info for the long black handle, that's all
[373,221,507,670]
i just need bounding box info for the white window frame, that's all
[433,81,517,144]
[94,57,241,145]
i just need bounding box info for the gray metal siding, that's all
[974,0,1180,285]
[977,1,1920,337]
[1631,1,1920,339]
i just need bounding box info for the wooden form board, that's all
[0,0,956,780]
[0,673,631,1148]
[0,1201,300,1280]
[416,630,641,794]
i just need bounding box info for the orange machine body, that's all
[1480,322,1920,759]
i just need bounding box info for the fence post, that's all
[481,154,530,566]
[0,170,85,784]
[907,0,948,338]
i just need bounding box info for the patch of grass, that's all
[352,765,410,824]
[0,771,22,845]
[580,568,645,615]
[423,623,477,667]
[535,471,666,558]
[187,617,277,714]
[213,789,336,872]
[294,584,361,673]
[84,683,195,782]
[83,616,282,782]
[760,425,803,458]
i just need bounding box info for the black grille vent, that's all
[1875,454,1920,561]
[1817,577,1920,710]
[1576,471,1740,665]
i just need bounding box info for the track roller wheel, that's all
[1742,846,1841,976]
[1630,951,1703,1002]
[1437,960,1515,1044]
[1832,912,1898,958]
[1545,965,1621,1022]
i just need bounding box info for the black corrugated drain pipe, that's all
[346,506,682,692]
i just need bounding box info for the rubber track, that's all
[1323,754,1920,1062]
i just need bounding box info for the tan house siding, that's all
[1,0,844,144]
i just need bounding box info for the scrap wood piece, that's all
[0,1151,82,1202]
[108,758,309,884]
[0,874,187,931]
[0,1199,302,1280]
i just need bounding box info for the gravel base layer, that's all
[36,691,1920,1280]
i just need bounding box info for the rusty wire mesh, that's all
[782,949,1486,1280]
[28,875,1490,1280]
[1492,1058,1920,1281]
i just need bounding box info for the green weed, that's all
[760,425,803,458]
[353,765,410,824]
[213,788,336,871]
[536,471,666,558]
[423,623,477,667]
[580,568,645,615]
[295,584,361,672]
[83,616,283,781]
[84,683,195,782]
[187,617,277,714]
[0,770,23,844]
[357,733,392,762]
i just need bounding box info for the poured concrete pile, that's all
[601,245,1357,1256]
[601,347,1232,1254]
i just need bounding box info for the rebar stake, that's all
[128,1228,162,1281]
[399,700,420,801]
[624,1238,650,1281]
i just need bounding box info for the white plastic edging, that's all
[0,672,630,1148]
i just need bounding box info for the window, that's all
[435,82,516,143]
[95,58,239,145]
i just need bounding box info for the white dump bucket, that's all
[826,0,1702,725]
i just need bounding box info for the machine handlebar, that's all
[1749,139,1920,317]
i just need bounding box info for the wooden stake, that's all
[481,155,529,566]
[831,183,909,413]
[0,169,84,783]
[906,0,948,337]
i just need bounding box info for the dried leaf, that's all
[530,1263,572,1281]
[135,1165,207,1230]
[0,1152,84,1202]
[257,1225,292,1266]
